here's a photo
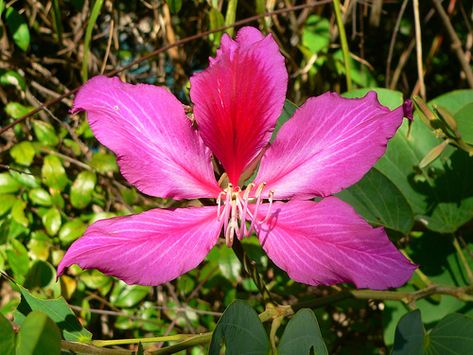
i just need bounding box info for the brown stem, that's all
[431,0,473,87]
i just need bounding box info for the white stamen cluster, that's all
[217,182,274,247]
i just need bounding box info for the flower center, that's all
[216,182,274,247]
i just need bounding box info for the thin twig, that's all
[431,0,473,87]
[386,0,409,87]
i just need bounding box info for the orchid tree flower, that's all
[58,27,416,290]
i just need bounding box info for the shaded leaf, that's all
[337,168,414,234]
[0,313,15,355]
[392,310,424,355]
[278,308,328,355]
[209,300,269,355]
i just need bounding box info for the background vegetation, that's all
[1,0,473,354]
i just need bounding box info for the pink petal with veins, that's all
[255,198,416,289]
[57,206,221,285]
[190,27,287,185]
[72,76,220,199]
[254,92,408,199]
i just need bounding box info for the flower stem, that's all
[232,238,273,303]
[332,0,352,91]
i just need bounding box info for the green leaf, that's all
[207,245,241,283]
[0,194,17,216]
[209,300,269,355]
[41,155,68,190]
[90,152,117,173]
[10,169,40,188]
[32,120,59,146]
[29,188,53,206]
[278,308,328,355]
[337,168,414,233]
[28,231,51,261]
[302,15,330,54]
[10,141,35,166]
[16,311,61,355]
[271,99,298,142]
[42,207,62,236]
[208,7,225,44]
[11,199,29,227]
[6,239,30,283]
[110,281,150,308]
[81,0,104,81]
[0,172,21,194]
[168,0,182,13]
[344,88,473,233]
[24,260,55,290]
[454,102,473,144]
[59,219,86,246]
[429,89,473,115]
[426,313,473,354]
[5,7,30,51]
[0,313,15,355]
[15,284,92,341]
[343,88,404,110]
[70,171,96,209]
[392,310,424,355]
[0,69,26,90]
[5,102,32,118]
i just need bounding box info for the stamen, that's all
[238,183,254,237]
[216,191,225,220]
[247,182,266,236]
[225,198,238,246]
[262,190,274,223]
[222,185,233,236]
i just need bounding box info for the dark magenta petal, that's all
[190,27,288,184]
[72,76,220,199]
[254,91,407,199]
[254,198,416,289]
[57,206,222,285]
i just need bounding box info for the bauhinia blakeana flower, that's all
[58,27,416,290]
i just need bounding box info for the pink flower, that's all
[58,27,416,290]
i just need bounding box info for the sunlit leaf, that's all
[5,7,30,51]
[16,311,61,355]
[15,283,92,341]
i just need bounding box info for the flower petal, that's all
[190,27,288,185]
[255,198,416,289]
[254,92,409,199]
[57,206,222,285]
[72,76,220,199]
